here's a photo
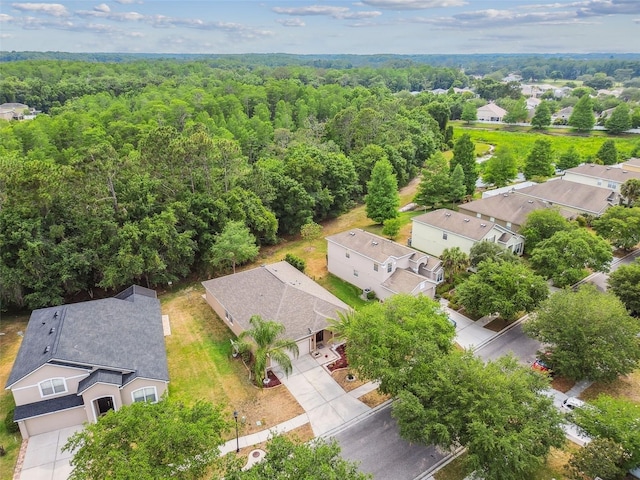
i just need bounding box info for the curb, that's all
[412,447,465,480]
[320,398,396,439]
[473,314,529,352]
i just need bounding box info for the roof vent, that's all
[464,218,470,222]
[606,167,611,170]
[44,345,50,354]
[444,212,451,217]
[528,200,534,203]
[623,170,628,173]
[503,193,508,197]
[349,232,356,236]
[372,241,378,246]
[49,327,55,335]
[480,223,486,227]
[53,311,58,318]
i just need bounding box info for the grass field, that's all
[453,123,639,165]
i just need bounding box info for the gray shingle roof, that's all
[77,369,123,395]
[14,394,84,421]
[326,229,426,263]
[516,179,619,215]
[381,269,436,295]
[459,192,574,228]
[413,209,498,241]
[6,286,169,388]
[201,262,349,341]
[564,164,640,184]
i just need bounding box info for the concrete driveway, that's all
[18,425,81,480]
[274,353,373,436]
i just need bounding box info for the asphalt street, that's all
[475,322,541,364]
[331,404,447,480]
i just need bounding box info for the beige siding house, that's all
[476,103,507,122]
[562,164,640,191]
[622,158,640,173]
[5,286,169,439]
[412,209,524,257]
[202,262,349,359]
[326,229,443,301]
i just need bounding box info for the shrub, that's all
[4,407,18,434]
[575,215,587,227]
[366,290,377,301]
[284,253,306,272]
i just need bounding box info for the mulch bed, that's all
[483,317,512,332]
[327,344,348,372]
[263,370,282,388]
[551,376,575,393]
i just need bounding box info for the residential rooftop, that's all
[413,209,499,240]
[326,229,427,263]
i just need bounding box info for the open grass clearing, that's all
[0,313,29,480]
[580,367,640,404]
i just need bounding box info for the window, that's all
[607,181,617,189]
[373,263,378,272]
[345,251,350,258]
[506,222,512,228]
[476,213,481,218]
[387,263,392,273]
[39,378,67,397]
[490,217,495,222]
[442,232,448,240]
[353,269,359,277]
[225,310,233,324]
[436,271,444,283]
[597,180,602,186]
[132,387,157,403]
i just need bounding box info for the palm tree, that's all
[441,246,470,283]
[621,178,640,207]
[326,310,355,342]
[237,315,299,387]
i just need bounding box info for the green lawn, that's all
[317,274,368,309]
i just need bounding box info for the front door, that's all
[315,330,324,347]
[94,397,114,418]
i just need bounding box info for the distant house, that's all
[477,103,507,122]
[552,106,573,123]
[5,286,169,439]
[562,164,640,191]
[202,262,349,358]
[0,102,38,121]
[326,229,443,301]
[525,97,541,118]
[412,209,524,257]
[431,88,448,95]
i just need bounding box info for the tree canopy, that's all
[531,101,552,129]
[529,228,612,287]
[481,146,518,187]
[456,259,548,321]
[606,103,632,134]
[608,258,640,316]
[593,206,640,250]
[523,284,640,382]
[523,138,555,180]
[520,209,574,253]
[339,294,455,395]
[450,133,477,195]
[392,352,565,480]
[365,158,400,224]
[63,398,229,480]
[568,94,596,132]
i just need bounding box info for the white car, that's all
[561,396,585,412]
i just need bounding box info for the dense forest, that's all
[1,56,640,311]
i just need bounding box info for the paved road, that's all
[576,248,640,292]
[331,404,446,480]
[475,322,542,364]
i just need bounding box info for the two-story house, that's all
[561,163,640,192]
[326,229,444,301]
[5,286,169,439]
[411,208,525,257]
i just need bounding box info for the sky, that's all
[0,0,639,55]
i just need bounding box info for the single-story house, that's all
[0,103,38,121]
[202,262,349,359]
[477,103,507,122]
[5,286,169,439]
[412,209,524,257]
[552,106,573,123]
[326,229,443,302]
[561,164,640,192]
[458,192,574,233]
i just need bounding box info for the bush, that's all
[366,290,377,301]
[4,407,18,434]
[575,215,587,227]
[284,253,306,273]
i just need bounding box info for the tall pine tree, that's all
[569,95,595,132]
[414,152,451,207]
[606,103,632,134]
[450,133,477,195]
[524,139,554,180]
[365,159,400,224]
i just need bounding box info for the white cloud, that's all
[359,0,466,9]
[114,0,143,4]
[75,9,145,21]
[94,3,110,13]
[11,3,69,17]
[272,5,381,19]
[0,13,13,22]
[577,0,640,16]
[0,33,13,38]
[275,18,306,27]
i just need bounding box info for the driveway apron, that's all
[274,354,370,436]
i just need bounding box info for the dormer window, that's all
[39,378,67,397]
[387,263,392,273]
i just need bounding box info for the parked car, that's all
[562,397,585,412]
[532,357,553,375]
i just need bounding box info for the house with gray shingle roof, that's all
[562,163,640,192]
[202,262,349,359]
[477,103,507,122]
[5,286,169,439]
[326,229,444,302]
[411,209,524,257]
